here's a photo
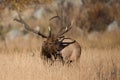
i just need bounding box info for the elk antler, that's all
[57,20,74,38]
[14,13,47,38]
[59,37,75,44]
[49,16,61,21]
[58,25,71,37]
[48,26,51,38]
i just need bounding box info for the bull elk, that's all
[14,13,81,65]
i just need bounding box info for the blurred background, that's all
[0,0,120,50]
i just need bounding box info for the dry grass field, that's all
[0,0,120,80]
[0,33,120,80]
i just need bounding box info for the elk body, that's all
[60,39,81,64]
[14,13,81,65]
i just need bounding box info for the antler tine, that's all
[58,19,74,38]
[14,13,47,38]
[48,26,51,38]
[58,23,72,38]
[62,40,75,45]
[59,37,76,46]
[49,16,61,21]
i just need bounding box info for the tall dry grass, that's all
[0,31,120,80]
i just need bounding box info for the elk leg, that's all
[50,58,54,65]
[66,60,72,65]
[52,52,57,60]
[58,54,64,65]
[56,51,65,65]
